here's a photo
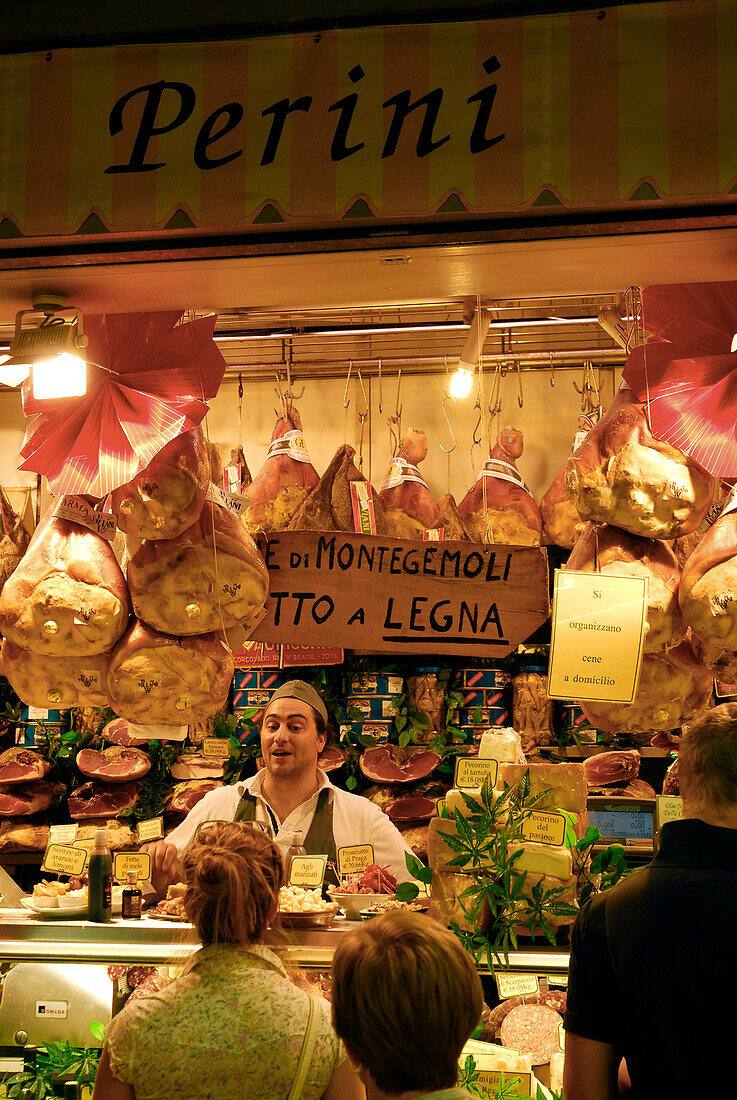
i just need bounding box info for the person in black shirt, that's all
[564,701,737,1100]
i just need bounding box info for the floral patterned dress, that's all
[105,943,344,1100]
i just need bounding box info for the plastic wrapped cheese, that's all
[564,387,714,540]
[567,522,686,652]
[107,619,234,726]
[0,513,130,656]
[127,500,269,636]
[110,427,210,540]
[1,638,111,709]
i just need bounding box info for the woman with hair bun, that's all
[93,822,364,1100]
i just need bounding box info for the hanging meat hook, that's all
[516,360,524,408]
[343,361,353,410]
[549,352,556,388]
[377,358,383,414]
[356,370,370,470]
[440,394,457,455]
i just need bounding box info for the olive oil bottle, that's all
[88,828,112,922]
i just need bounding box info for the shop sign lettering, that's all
[105,57,504,176]
[252,532,549,659]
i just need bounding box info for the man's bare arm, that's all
[563,1033,618,1100]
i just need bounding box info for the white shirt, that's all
[166,769,417,883]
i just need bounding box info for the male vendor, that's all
[144,680,415,894]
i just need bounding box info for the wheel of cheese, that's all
[107,619,234,726]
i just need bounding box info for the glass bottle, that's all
[88,828,112,923]
[122,870,142,919]
[284,830,306,884]
[63,1083,81,1099]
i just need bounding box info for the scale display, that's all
[588,808,654,844]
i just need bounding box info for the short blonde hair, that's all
[331,911,483,1093]
[679,702,737,814]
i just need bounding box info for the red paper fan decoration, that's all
[623,281,737,477]
[18,311,227,499]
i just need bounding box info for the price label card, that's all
[137,817,164,843]
[337,844,374,877]
[520,810,567,847]
[42,844,88,877]
[49,824,78,844]
[454,757,499,791]
[435,798,446,816]
[27,706,49,720]
[475,1069,532,1097]
[113,852,151,882]
[202,738,231,759]
[558,1023,565,1051]
[547,570,647,703]
[288,855,327,888]
[656,795,683,829]
[495,972,540,999]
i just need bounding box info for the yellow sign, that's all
[521,811,567,847]
[475,1070,533,1097]
[202,738,231,759]
[337,845,374,877]
[454,757,498,791]
[435,798,446,816]
[42,844,87,877]
[288,855,327,888]
[547,570,647,703]
[656,795,684,829]
[113,853,152,882]
[71,838,96,859]
[495,972,540,999]
[137,817,164,843]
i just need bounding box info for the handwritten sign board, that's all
[474,1069,533,1097]
[42,844,87,877]
[251,533,549,658]
[656,796,683,830]
[288,855,327,888]
[547,571,647,703]
[337,845,374,877]
[49,824,78,845]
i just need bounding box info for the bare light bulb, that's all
[449,366,474,399]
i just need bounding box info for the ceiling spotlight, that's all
[449,367,474,399]
[0,292,89,399]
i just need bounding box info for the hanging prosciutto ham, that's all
[564,387,714,540]
[679,492,737,661]
[458,427,542,546]
[379,428,441,538]
[127,500,269,636]
[540,466,582,549]
[107,619,234,726]
[1,639,111,709]
[241,407,319,533]
[567,523,686,652]
[580,640,712,734]
[289,444,387,533]
[0,514,130,656]
[0,485,29,596]
[110,427,210,541]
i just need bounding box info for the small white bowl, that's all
[329,891,396,921]
[58,892,87,909]
[31,895,59,908]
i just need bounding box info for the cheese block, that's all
[508,842,572,880]
[508,871,579,931]
[478,728,524,763]
[429,869,478,931]
[445,787,489,818]
[498,762,587,814]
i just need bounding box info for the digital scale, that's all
[587,796,656,857]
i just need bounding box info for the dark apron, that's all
[234,786,339,886]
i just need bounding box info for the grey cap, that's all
[266,680,328,725]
